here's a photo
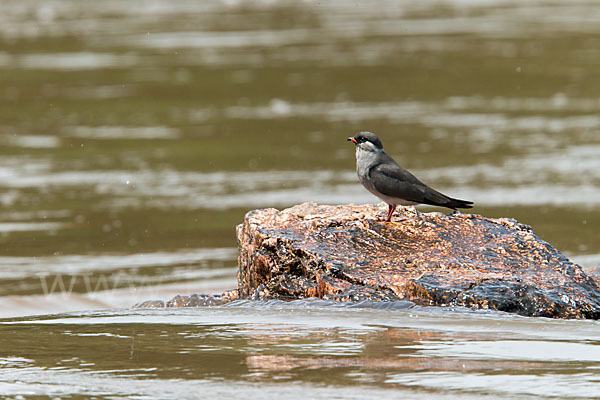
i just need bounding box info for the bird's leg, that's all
[385,204,397,222]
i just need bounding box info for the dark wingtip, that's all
[450,199,474,209]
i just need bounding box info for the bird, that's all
[347,131,473,222]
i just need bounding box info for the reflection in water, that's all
[1,301,599,398]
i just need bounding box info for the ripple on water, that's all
[2,134,60,148]
[1,159,600,209]
[0,247,238,279]
[0,221,68,233]
[61,125,181,139]
[5,52,139,70]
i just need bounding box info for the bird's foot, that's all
[384,206,420,223]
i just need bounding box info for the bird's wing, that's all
[369,162,452,206]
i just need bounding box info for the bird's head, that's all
[347,131,384,153]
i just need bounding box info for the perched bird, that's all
[347,131,473,222]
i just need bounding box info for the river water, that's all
[1,0,599,398]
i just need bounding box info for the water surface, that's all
[2,301,600,399]
[1,0,599,398]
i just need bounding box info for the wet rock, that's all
[134,299,165,308]
[236,202,600,319]
[165,291,238,307]
[587,267,600,287]
[135,290,239,309]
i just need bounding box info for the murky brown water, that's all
[1,0,599,398]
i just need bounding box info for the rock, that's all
[587,267,600,286]
[135,290,239,309]
[134,299,165,308]
[165,291,239,307]
[236,202,600,319]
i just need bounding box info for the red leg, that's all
[386,204,397,222]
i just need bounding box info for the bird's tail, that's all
[447,197,474,209]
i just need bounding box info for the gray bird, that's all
[348,131,473,222]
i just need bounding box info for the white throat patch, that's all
[360,141,382,153]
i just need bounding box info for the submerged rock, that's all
[236,202,600,319]
[135,290,238,309]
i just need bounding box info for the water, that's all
[1,0,599,398]
[2,302,600,399]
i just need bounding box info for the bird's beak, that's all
[347,137,357,144]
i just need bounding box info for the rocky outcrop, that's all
[236,202,600,319]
